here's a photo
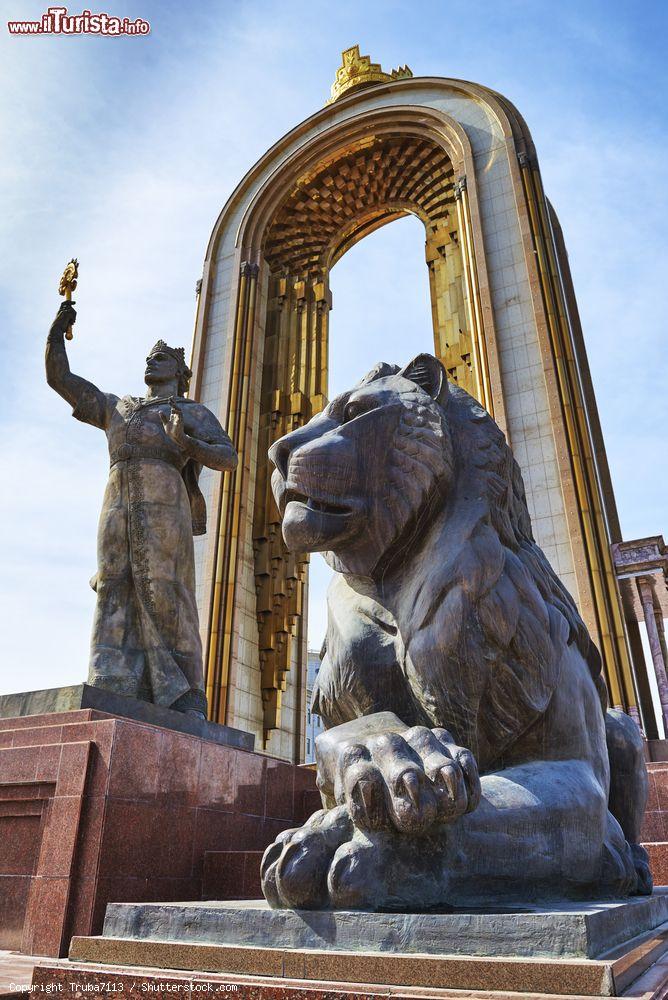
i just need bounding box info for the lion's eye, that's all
[343,400,374,423]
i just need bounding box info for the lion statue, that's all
[261,353,651,912]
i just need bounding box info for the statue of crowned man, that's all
[46,299,238,718]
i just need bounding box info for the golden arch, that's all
[192,79,644,753]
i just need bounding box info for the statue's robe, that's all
[73,389,211,713]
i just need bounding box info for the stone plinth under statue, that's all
[51,893,668,996]
[0,684,253,749]
[83,892,668,960]
[0,705,316,957]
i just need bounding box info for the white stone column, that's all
[637,576,668,731]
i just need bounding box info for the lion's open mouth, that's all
[275,472,363,554]
[284,488,351,516]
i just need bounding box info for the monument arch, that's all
[190,48,647,756]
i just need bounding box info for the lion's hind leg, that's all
[606,708,652,894]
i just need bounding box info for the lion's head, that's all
[269,356,456,576]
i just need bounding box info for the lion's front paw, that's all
[260,804,449,911]
[261,805,356,909]
[334,725,481,835]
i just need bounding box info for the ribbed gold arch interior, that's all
[262,134,456,275]
[253,132,486,740]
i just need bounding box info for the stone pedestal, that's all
[54,892,668,997]
[0,685,253,749]
[0,707,317,958]
[94,893,668,960]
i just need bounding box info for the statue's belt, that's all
[109,444,184,470]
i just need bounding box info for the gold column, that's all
[455,177,494,416]
[517,153,636,713]
[424,180,492,416]
[205,261,259,724]
[253,271,331,743]
[425,214,476,398]
[311,278,330,413]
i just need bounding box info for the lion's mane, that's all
[315,366,604,768]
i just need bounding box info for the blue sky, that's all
[0,0,666,694]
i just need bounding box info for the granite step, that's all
[68,935,620,996]
[29,959,627,999]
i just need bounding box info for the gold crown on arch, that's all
[327,45,412,104]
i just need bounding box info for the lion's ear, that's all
[400,354,448,404]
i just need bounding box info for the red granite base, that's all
[30,964,446,1000]
[642,762,668,886]
[0,711,316,959]
[203,850,264,899]
[644,843,668,886]
[5,708,667,963]
[27,937,668,1000]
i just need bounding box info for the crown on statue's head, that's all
[150,339,187,369]
[328,45,412,104]
[148,340,192,393]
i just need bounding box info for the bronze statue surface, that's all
[46,300,237,717]
[261,353,651,911]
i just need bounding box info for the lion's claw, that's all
[401,769,421,808]
[260,726,479,910]
[336,725,479,835]
[261,806,355,909]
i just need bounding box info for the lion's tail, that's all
[605,708,653,894]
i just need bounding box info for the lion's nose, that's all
[269,415,336,477]
[268,436,291,478]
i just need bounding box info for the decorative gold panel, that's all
[253,274,330,738]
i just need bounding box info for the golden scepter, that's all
[58,258,79,340]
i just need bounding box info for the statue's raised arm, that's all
[46,301,116,429]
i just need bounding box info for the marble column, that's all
[637,576,668,732]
